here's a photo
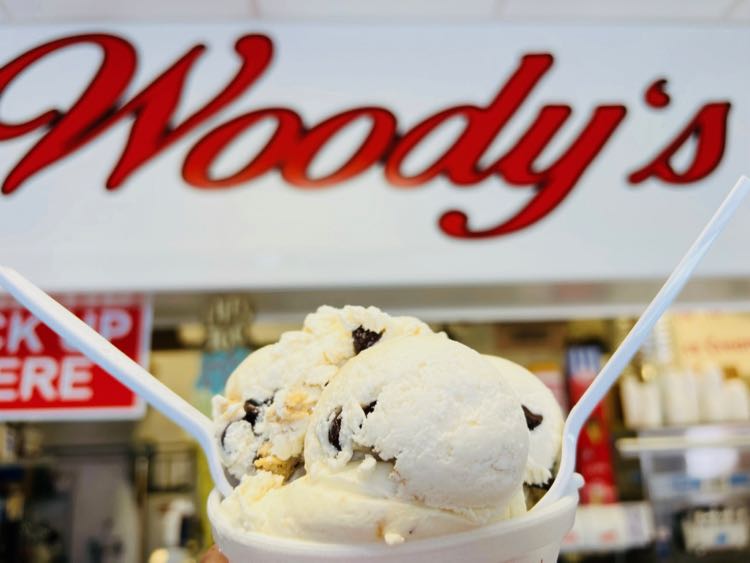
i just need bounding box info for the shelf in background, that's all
[561,501,654,554]
[618,423,750,457]
[0,457,54,469]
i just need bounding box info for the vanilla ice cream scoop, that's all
[212,306,432,480]
[484,355,564,487]
[220,460,526,546]
[305,334,529,516]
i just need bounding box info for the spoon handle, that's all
[537,175,750,510]
[0,267,232,497]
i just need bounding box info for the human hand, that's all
[200,545,228,563]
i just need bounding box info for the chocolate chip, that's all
[223,398,272,450]
[242,400,262,426]
[522,405,544,431]
[328,408,343,451]
[352,326,384,355]
[362,401,377,416]
[241,396,273,426]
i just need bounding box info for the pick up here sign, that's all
[0,297,150,420]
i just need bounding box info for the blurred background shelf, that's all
[618,423,750,457]
[561,501,654,554]
[0,457,54,469]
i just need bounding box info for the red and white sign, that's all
[1,24,750,291]
[0,297,150,420]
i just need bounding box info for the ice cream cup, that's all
[208,473,582,563]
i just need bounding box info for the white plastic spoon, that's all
[535,175,750,511]
[0,267,233,497]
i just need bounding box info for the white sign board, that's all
[0,24,749,291]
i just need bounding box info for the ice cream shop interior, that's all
[4,1,750,562]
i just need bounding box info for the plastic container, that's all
[208,474,582,563]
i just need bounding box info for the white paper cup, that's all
[209,474,582,562]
